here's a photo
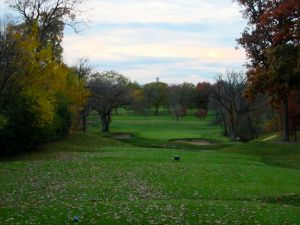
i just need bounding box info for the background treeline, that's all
[124,73,281,142]
[86,70,299,143]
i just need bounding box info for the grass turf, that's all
[0,112,299,224]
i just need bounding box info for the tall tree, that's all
[235,0,300,141]
[8,0,85,59]
[212,71,264,141]
[88,71,131,132]
[212,71,247,139]
[71,58,92,132]
[0,23,88,155]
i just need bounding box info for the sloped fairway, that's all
[0,132,299,224]
[88,113,233,152]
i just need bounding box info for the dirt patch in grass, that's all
[112,133,133,140]
[171,138,215,146]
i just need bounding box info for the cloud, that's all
[87,0,243,24]
[63,25,245,59]
[1,0,247,84]
[62,26,246,84]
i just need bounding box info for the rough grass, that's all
[0,112,299,224]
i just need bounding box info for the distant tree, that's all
[195,82,213,115]
[167,84,194,120]
[212,71,264,141]
[88,71,131,132]
[168,85,182,120]
[143,81,168,115]
[128,82,145,114]
[178,82,196,111]
[235,0,300,141]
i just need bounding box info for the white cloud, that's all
[65,0,247,84]
[63,27,245,64]
[87,0,243,24]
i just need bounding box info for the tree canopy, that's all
[88,71,131,132]
[235,0,300,141]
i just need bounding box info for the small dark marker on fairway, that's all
[174,156,180,161]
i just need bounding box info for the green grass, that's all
[0,113,299,224]
[89,112,232,150]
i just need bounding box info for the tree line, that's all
[85,70,293,143]
[1,0,299,156]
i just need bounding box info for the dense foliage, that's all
[0,0,88,155]
[235,0,300,141]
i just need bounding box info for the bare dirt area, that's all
[112,133,133,140]
[172,139,214,146]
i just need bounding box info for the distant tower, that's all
[156,77,160,83]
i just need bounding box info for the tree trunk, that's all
[81,111,87,132]
[80,105,89,132]
[155,105,158,115]
[230,114,236,140]
[101,113,110,132]
[282,98,290,142]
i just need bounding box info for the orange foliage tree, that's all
[235,0,300,141]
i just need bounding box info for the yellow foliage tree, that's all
[1,20,90,155]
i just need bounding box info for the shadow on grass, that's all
[258,193,300,207]
[107,132,233,151]
[0,132,126,162]
[235,193,300,207]
[223,141,300,170]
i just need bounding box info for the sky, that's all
[1,0,247,84]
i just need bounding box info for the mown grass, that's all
[0,112,299,224]
[89,111,232,150]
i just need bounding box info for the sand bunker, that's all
[112,133,133,140]
[172,139,214,146]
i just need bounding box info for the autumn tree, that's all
[88,71,131,132]
[0,23,88,155]
[0,0,88,155]
[71,58,92,131]
[235,0,300,141]
[8,0,86,59]
[288,90,300,141]
[195,82,213,115]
